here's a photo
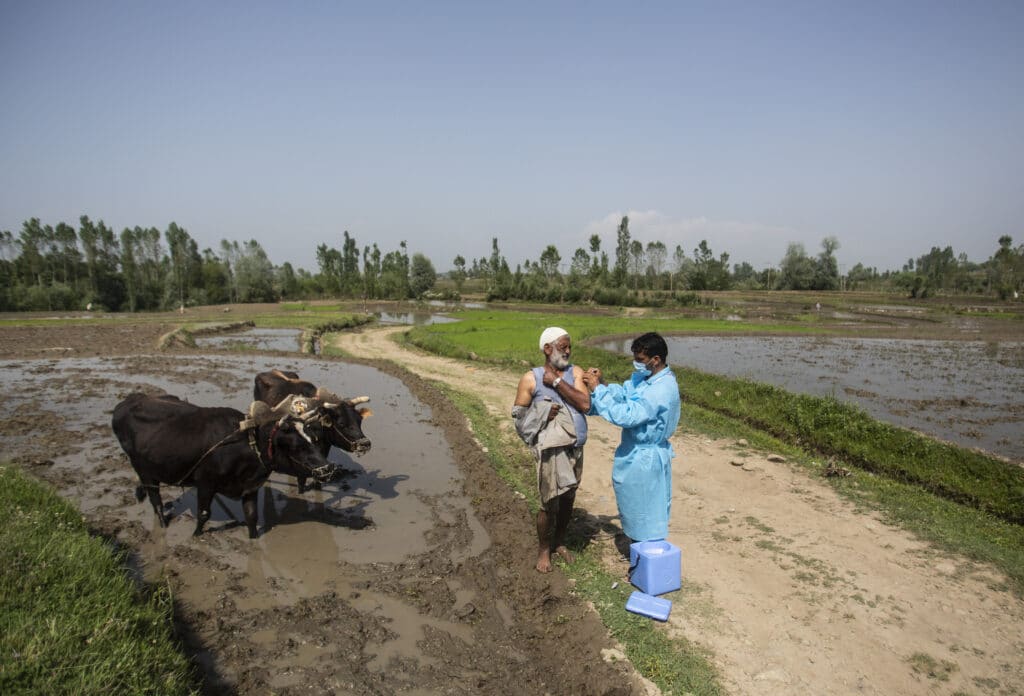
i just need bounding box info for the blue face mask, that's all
[632,359,651,377]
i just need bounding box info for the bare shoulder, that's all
[514,369,536,407]
[571,364,586,380]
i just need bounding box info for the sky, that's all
[1,1,1022,275]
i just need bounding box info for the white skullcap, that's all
[539,326,569,351]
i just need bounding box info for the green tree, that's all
[990,235,1022,299]
[16,218,46,288]
[451,254,467,293]
[341,231,361,296]
[277,262,300,300]
[646,241,667,289]
[671,244,689,291]
[164,222,199,308]
[538,245,561,282]
[54,222,80,287]
[778,242,815,290]
[80,217,123,309]
[234,240,276,302]
[569,247,590,278]
[486,238,513,299]
[690,240,731,291]
[614,216,630,286]
[119,227,139,311]
[813,236,840,290]
[628,239,644,290]
[380,242,411,299]
[409,253,437,298]
[200,248,231,304]
[315,243,343,295]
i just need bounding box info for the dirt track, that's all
[333,325,1024,696]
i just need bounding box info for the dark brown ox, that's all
[112,392,334,538]
[253,370,373,493]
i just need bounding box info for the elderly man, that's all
[512,327,591,573]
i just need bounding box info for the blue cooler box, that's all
[629,540,681,596]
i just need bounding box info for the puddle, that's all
[195,327,303,352]
[375,311,459,326]
[597,335,1024,461]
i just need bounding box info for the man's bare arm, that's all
[550,365,590,413]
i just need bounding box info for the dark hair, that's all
[630,332,668,362]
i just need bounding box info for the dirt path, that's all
[334,325,1024,696]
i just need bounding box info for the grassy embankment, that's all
[401,309,1024,595]
[0,464,199,696]
[171,304,377,351]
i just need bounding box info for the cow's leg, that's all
[241,490,260,538]
[296,475,309,494]
[137,479,167,527]
[194,486,214,536]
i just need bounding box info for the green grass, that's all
[438,386,724,696]
[406,309,1024,594]
[404,308,820,364]
[0,465,199,696]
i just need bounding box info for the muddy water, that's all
[0,355,502,691]
[195,328,303,352]
[598,335,1024,462]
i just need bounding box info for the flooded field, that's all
[598,335,1024,462]
[0,351,635,694]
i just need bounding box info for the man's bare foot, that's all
[553,545,575,564]
[536,548,553,573]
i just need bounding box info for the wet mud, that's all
[0,343,641,695]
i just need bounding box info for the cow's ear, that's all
[357,407,373,419]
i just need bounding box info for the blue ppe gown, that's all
[590,366,680,541]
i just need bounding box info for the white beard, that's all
[550,353,569,370]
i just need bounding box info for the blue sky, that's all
[1,1,1021,274]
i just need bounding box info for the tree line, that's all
[458,217,1023,305]
[0,214,1020,312]
[0,216,437,311]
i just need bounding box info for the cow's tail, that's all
[135,484,146,502]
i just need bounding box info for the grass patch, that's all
[906,652,958,682]
[0,464,199,695]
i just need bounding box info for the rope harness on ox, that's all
[140,395,331,491]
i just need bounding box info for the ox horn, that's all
[314,386,342,408]
[246,400,276,426]
[349,396,371,405]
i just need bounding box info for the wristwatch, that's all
[552,376,562,388]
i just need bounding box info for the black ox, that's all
[253,370,372,493]
[112,392,334,538]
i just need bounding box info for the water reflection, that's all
[597,335,1024,461]
[374,311,459,326]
